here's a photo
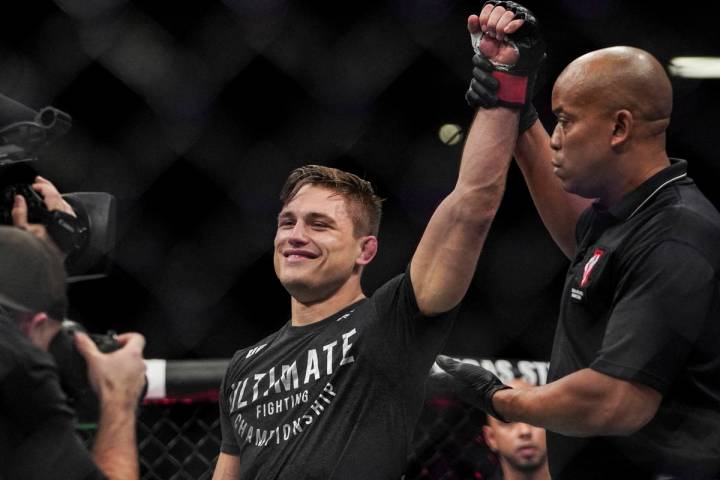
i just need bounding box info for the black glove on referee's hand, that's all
[434,355,511,422]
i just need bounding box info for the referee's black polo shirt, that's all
[546,159,720,479]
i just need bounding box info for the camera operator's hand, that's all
[12,176,78,254]
[31,176,76,217]
[74,331,145,480]
[12,194,53,245]
[74,331,147,409]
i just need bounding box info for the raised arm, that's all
[515,122,591,258]
[411,2,544,316]
[468,78,589,260]
[410,108,518,316]
[463,2,592,259]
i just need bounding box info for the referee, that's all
[438,2,720,478]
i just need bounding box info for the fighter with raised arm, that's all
[211,7,546,478]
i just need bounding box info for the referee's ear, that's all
[610,109,633,149]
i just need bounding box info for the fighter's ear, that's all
[356,236,378,266]
[610,109,633,149]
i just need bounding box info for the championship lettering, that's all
[229,328,356,414]
[234,382,338,447]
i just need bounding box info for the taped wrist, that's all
[492,69,530,108]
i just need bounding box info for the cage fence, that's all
[80,357,547,480]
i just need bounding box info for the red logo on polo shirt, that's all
[580,248,605,287]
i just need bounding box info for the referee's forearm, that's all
[492,367,659,437]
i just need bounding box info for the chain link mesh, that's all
[76,359,547,478]
[77,358,547,478]
[138,403,221,480]
[116,395,495,480]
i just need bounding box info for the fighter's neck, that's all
[290,287,366,327]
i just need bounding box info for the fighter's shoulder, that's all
[226,329,283,371]
[366,269,410,303]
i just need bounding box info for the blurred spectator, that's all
[482,380,549,480]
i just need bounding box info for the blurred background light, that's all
[669,57,720,78]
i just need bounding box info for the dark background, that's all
[1,0,718,361]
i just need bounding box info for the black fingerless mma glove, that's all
[466,54,499,108]
[466,0,544,134]
[476,0,546,109]
[466,54,539,134]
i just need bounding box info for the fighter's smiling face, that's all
[274,185,374,303]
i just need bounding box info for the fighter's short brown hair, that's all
[280,165,383,237]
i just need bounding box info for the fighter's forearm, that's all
[410,107,517,315]
[457,107,518,197]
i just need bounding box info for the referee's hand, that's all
[434,355,511,421]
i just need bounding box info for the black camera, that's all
[0,183,90,255]
[48,320,122,424]
[0,93,129,421]
[0,104,71,165]
[0,94,116,280]
[0,184,46,224]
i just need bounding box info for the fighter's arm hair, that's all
[514,121,592,259]
[410,107,518,316]
[212,452,241,480]
[492,367,662,437]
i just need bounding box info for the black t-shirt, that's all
[547,160,720,479]
[219,271,456,479]
[0,317,105,480]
